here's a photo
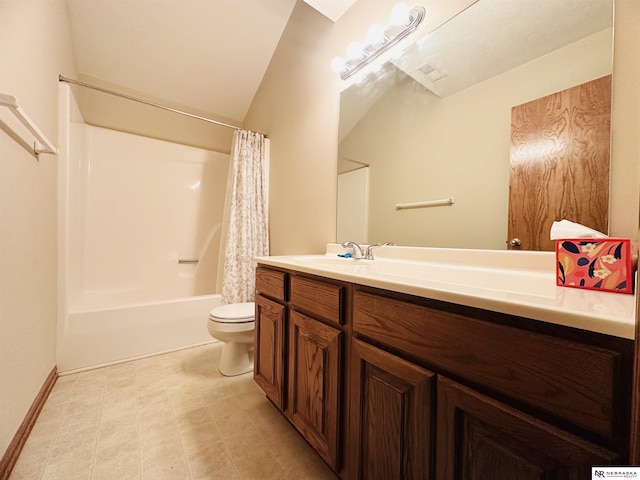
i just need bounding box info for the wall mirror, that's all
[337,0,613,250]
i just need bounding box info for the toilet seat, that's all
[209,302,255,323]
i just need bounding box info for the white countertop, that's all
[255,245,637,340]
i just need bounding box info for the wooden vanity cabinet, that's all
[288,309,342,470]
[436,376,618,479]
[255,266,634,479]
[254,267,288,410]
[349,286,633,479]
[254,266,350,474]
[348,339,435,480]
[348,341,619,480]
[287,274,349,472]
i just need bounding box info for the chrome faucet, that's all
[342,241,395,260]
[365,241,396,260]
[341,241,365,259]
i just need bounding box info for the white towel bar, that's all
[0,93,58,155]
[395,197,455,210]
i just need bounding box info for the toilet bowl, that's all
[207,302,255,376]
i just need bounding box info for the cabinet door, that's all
[288,310,342,471]
[349,339,435,480]
[436,376,618,480]
[254,295,286,410]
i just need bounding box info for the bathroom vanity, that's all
[253,247,636,479]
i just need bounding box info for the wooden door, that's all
[288,310,342,471]
[254,295,286,410]
[348,339,435,480]
[436,376,618,480]
[508,75,611,251]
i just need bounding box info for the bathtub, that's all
[57,294,221,373]
[57,86,230,374]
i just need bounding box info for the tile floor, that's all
[9,343,338,480]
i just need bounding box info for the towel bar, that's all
[0,93,58,155]
[395,197,455,210]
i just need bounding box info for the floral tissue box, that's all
[556,238,634,294]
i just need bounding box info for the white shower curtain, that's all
[219,129,269,304]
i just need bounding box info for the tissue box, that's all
[556,238,634,294]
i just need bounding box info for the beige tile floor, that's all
[9,343,338,480]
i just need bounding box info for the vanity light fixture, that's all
[331,3,426,80]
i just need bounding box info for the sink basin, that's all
[281,255,554,297]
[285,255,555,297]
[291,255,371,267]
[371,259,556,297]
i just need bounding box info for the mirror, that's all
[337,0,613,249]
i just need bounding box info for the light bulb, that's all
[366,24,386,44]
[347,41,364,60]
[331,56,346,73]
[390,2,410,25]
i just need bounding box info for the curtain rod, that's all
[338,155,369,167]
[58,74,244,132]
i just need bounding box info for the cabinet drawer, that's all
[353,290,625,441]
[290,275,344,325]
[256,267,287,302]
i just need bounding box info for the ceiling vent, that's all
[418,63,447,82]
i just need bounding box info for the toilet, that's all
[207,302,255,376]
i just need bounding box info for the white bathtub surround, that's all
[70,125,228,301]
[57,85,228,372]
[255,244,636,339]
[219,130,270,304]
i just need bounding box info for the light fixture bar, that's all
[339,5,426,80]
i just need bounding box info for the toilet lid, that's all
[209,302,255,323]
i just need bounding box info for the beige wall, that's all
[611,0,640,238]
[246,0,639,255]
[73,76,237,154]
[243,1,341,256]
[0,0,77,460]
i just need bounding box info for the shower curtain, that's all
[219,129,269,304]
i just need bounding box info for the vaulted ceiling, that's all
[66,0,356,124]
